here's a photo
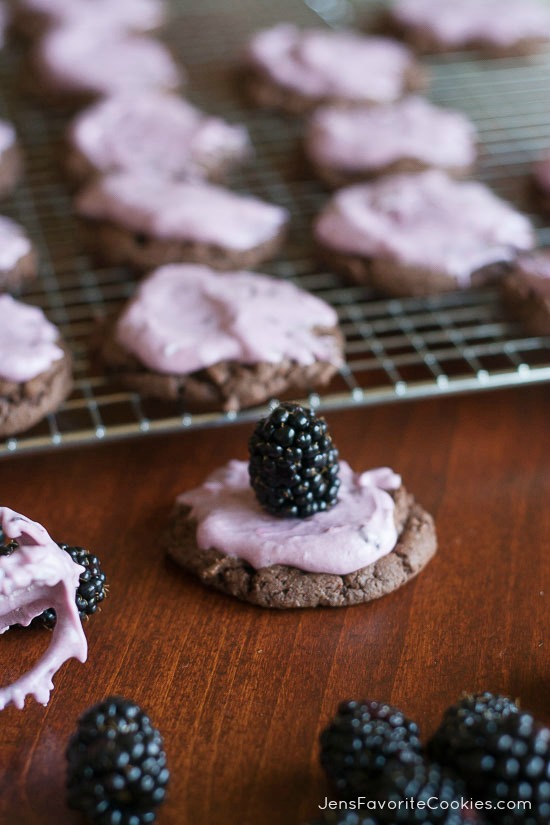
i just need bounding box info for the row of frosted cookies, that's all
[240,3,550,334]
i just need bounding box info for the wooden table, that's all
[1,384,548,825]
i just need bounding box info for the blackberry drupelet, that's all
[66,696,169,825]
[320,700,422,797]
[428,692,550,824]
[248,402,340,518]
[39,544,107,629]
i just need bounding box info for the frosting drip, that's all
[20,0,166,31]
[393,0,550,48]
[178,460,401,575]
[69,93,251,181]
[306,97,476,172]
[513,250,550,299]
[0,295,64,383]
[0,216,31,271]
[115,264,342,374]
[75,172,288,249]
[314,170,534,285]
[246,24,416,103]
[36,24,183,96]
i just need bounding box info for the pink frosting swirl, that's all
[0,295,64,383]
[178,460,401,575]
[115,264,342,374]
[314,170,535,286]
[246,23,417,104]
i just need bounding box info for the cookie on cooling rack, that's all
[13,0,167,39]
[0,295,72,438]
[25,22,183,107]
[166,403,437,609]
[501,249,550,336]
[100,264,343,412]
[305,97,477,188]
[65,92,251,187]
[74,171,288,271]
[385,0,550,56]
[242,23,426,113]
[0,216,37,292]
[0,121,23,199]
[314,169,535,297]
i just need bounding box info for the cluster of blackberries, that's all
[249,402,340,519]
[314,692,550,825]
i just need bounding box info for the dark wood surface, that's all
[1,385,549,825]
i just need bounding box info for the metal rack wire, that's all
[0,0,549,456]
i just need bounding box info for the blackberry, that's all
[39,544,107,629]
[249,402,340,518]
[66,696,169,825]
[0,537,18,556]
[320,700,422,797]
[428,693,550,824]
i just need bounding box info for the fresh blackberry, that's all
[0,537,18,556]
[39,544,107,629]
[320,700,422,797]
[248,402,340,518]
[66,696,169,825]
[428,692,550,824]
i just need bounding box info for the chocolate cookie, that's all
[501,250,550,336]
[0,216,37,291]
[75,173,288,271]
[166,483,437,609]
[100,264,343,411]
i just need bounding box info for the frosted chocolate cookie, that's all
[314,170,535,296]
[305,97,477,188]
[26,23,183,107]
[0,216,37,291]
[502,250,550,336]
[242,24,425,113]
[14,0,167,39]
[0,295,72,437]
[75,172,288,270]
[387,0,550,56]
[101,264,343,411]
[166,403,437,608]
[0,120,23,198]
[66,93,251,187]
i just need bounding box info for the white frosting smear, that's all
[0,295,64,383]
[69,93,251,181]
[75,172,288,249]
[314,170,535,286]
[246,24,416,104]
[179,460,401,575]
[115,264,342,374]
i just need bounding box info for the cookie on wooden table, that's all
[65,93,251,187]
[101,264,343,411]
[0,295,72,438]
[314,170,535,297]
[386,0,550,56]
[305,97,477,188]
[14,0,167,39]
[501,250,550,336]
[242,23,426,113]
[74,172,288,270]
[0,216,37,292]
[166,403,437,608]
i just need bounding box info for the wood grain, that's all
[0,385,548,825]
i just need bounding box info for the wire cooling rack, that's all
[0,0,549,456]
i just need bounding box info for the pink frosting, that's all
[69,93,251,181]
[513,250,550,299]
[115,264,342,374]
[306,97,476,173]
[314,170,535,286]
[0,295,64,383]
[393,0,550,48]
[35,23,183,97]
[0,217,32,271]
[75,172,288,249]
[20,0,166,31]
[0,507,87,710]
[246,24,416,104]
[178,460,401,575]
[0,119,16,156]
